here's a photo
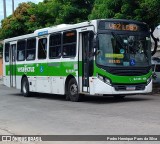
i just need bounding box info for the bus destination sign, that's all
[98,21,148,32]
[108,23,138,31]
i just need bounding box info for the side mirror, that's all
[93,49,102,57]
[93,36,98,56]
[152,72,157,80]
[96,50,101,55]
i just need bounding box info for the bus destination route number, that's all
[108,23,138,31]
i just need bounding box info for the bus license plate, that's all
[126,86,135,91]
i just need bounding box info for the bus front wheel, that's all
[21,77,30,97]
[67,78,81,102]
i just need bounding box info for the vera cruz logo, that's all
[18,65,35,73]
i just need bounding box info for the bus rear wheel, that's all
[21,77,30,97]
[67,78,81,102]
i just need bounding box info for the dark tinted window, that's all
[26,38,36,61]
[155,65,160,72]
[63,31,76,44]
[38,38,47,59]
[5,43,10,62]
[11,44,16,62]
[49,33,61,58]
[17,40,26,61]
[63,30,76,57]
[152,64,155,71]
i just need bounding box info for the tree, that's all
[29,0,95,26]
[0,2,35,39]
[89,0,160,55]
[139,0,160,55]
[0,0,95,39]
[27,0,62,27]
[54,0,95,24]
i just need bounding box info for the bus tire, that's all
[67,78,81,102]
[21,77,30,97]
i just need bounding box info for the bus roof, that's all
[4,19,147,43]
[4,20,95,43]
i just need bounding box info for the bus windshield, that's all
[96,33,151,67]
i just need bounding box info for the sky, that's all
[0,0,43,24]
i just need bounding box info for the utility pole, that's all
[3,0,6,18]
[12,0,14,14]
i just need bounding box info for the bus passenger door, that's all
[81,31,94,93]
[10,44,16,87]
[36,37,51,93]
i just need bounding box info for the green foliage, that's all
[138,0,160,30]
[89,0,160,29]
[0,0,95,39]
[0,0,159,41]
[28,0,62,27]
[0,2,34,39]
[54,0,95,24]
[28,0,94,26]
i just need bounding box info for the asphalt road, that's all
[0,83,160,144]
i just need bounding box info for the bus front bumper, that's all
[89,78,152,95]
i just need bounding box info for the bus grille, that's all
[114,84,145,91]
[107,67,151,76]
[110,69,148,76]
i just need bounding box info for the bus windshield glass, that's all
[96,33,151,67]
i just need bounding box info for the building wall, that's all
[152,26,160,57]
[0,57,3,77]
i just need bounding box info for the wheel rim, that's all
[70,83,77,96]
[23,81,27,94]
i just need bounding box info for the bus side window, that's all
[17,40,26,61]
[26,38,36,61]
[63,30,76,58]
[5,43,10,62]
[38,38,47,59]
[49,33,61,58]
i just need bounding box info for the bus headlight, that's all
[104,77,111,85]
[97,74,112,85]
[97,75,103,81]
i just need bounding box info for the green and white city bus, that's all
[3,19,152,101]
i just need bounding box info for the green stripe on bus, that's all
[6,61,152,84]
